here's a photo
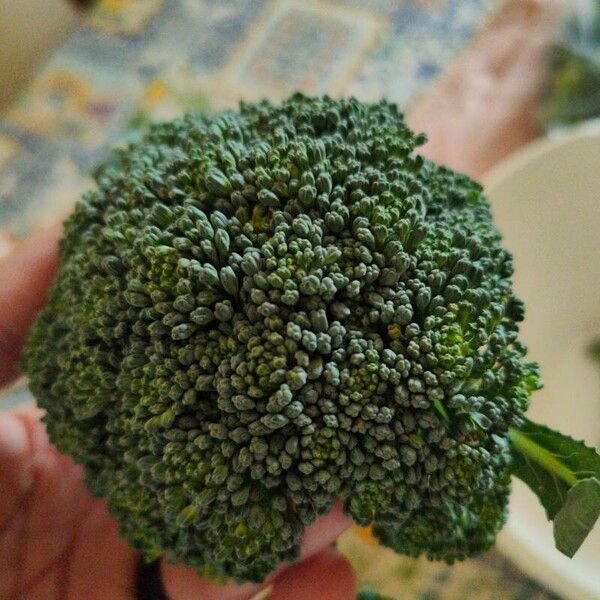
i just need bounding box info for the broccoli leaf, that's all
[509,418,600,556]
[553,478,600,558]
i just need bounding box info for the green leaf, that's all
[509,418,600,556]
[553,478,600,558]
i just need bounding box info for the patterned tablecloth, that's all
[0,1,558,598]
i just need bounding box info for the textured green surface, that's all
[24,95,540,583]
[0,1,564,597]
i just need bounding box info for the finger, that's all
[0,404,93,594]
[408,1,563,177]
[0,405,138,600]
[161,563,260,600]
[299,500,351,559]
[0,405,45,532]
[269,547,357,600]
[65,501,138,600]
[0,224,62,387]
[161,500,352,600]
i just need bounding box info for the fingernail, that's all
[0,232,16,260]
[0,412,29,457]
[0,413,35,509]
[249,585,273,600]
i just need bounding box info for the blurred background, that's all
[0,1,598,598]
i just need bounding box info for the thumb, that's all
[161,501,352,600]
[0,224,62,387]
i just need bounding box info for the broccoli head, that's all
[23,94,541,582]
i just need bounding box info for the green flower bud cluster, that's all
[24,94,540,582]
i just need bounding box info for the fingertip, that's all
[0,410,35,529]
[0,404,49,466]
[299,499,352,559]
[161,562,259,600]
[0,223,63,387]
[0,222,63,286]
[10,403,45,422]
[0,404,48,471]
[0,410,30,463]
[270,547,357,600]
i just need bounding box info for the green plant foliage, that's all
[22,94,598,583]
[540,0,600,128]
[553,478,600,557]
[510,419,600,556]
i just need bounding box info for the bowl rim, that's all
[484,119,600,600]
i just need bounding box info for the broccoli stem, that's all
[508,427,578,487]
[433,398,450,423]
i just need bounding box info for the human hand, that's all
[0,226,356,600]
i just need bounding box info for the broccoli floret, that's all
[23,94,541,582]
[374,469,511,562]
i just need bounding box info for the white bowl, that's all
[485,122,600,600]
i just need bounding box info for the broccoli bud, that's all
[24,94,543,582]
